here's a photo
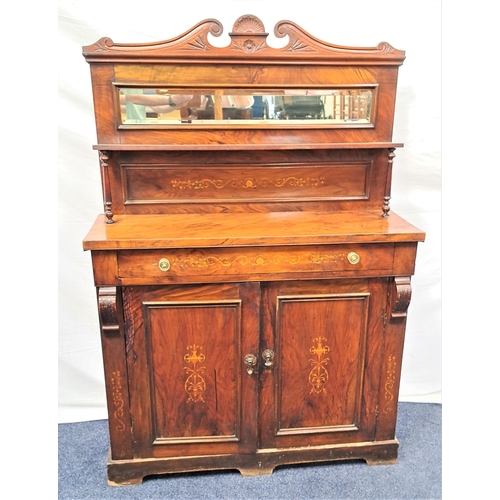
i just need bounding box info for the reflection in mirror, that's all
[119,89,373,125]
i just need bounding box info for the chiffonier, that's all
[82,14,425,485]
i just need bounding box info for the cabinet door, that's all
[259,279,387,449]
[123,282,260,459]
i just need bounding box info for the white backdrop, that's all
[58,0,442,423]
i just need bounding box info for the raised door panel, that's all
[259,279,387,449]
[123,282,260,458]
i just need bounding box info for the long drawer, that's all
[117,243,395,284]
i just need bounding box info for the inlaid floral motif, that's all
[309,337,331,394]
[184,345,207,403]
[383,355,397,413]
[170,252,345,270]
[171,176,325,190]
[110,371,126,431]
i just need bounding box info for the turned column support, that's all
[382,148,396,217]
[99,150,115,224]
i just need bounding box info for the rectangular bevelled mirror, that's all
[118,88,374,126]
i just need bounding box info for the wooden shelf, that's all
[93,142,404,151]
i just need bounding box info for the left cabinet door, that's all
[122,282,260,460]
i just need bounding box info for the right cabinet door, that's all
[259,278,388,450]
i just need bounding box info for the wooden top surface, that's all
[83,211,425,251]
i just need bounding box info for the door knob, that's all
[244,354,257,375]
[262,349,275,368]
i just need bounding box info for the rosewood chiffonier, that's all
[82,15,425,485]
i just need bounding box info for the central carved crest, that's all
[231,15,266,34]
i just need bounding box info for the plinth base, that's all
[107,439,399,486]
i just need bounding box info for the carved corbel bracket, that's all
[98,286,120,334]
[388,276,412,320]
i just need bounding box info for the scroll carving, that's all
[389,277,412,320]
[86,19,223,57]
[275,21,400,57]
[98,286,120,334]
[83,15,405,65]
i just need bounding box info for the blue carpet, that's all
[58,402,441,499]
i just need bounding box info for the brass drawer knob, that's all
[347,252,360,265]
[158,258,171,272]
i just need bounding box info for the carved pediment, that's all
[83,14,405,65]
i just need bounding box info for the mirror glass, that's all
[118,88,373,125]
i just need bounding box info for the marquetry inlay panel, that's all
[121,162,371,205]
